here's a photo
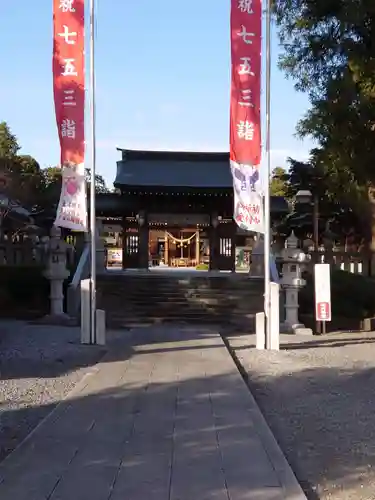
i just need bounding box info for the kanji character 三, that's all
[239,89,254,107]
[237,25,255,44]
[238,0,254,14]
[61,119,76,139]
[63,89,76,107]
[59,0,75,12]
[237,120,254,141]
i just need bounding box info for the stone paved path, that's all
[0,326,305,500]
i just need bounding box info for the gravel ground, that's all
[223,331,375,500]
[0,321,106,463]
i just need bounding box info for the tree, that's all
[84,168,109,193]
[274,0,375,246]
[0,122,20,158]
[0,122,44,209]
[270,167,289,197]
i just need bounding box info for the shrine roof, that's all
[114,149,232,188]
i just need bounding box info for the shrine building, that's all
[96,149,288,271]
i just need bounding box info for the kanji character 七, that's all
[58,25,77,45]
[237,25,255,44]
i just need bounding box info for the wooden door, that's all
[122,228,140,269]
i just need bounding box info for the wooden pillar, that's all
[229,219,236,272]
[209,215,219,271]
[121,216,127,270]
[164,231,169,265]
[138,211,149,269]
[195,230,200,266]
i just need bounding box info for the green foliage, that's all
[274,0,375,244]
[300,270,375,320]
[196,263,209,271]
[270,167,289,197]
[0,122,20,158]
[0,266,50,318]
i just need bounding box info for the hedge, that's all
[0,266,52,319]
[299,269,375,326]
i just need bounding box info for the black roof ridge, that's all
[116,149,229,162]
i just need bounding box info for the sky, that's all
[0,1,313,187]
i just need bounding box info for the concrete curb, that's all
[221,334,307,500]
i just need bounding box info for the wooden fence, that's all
[0,233,83,270]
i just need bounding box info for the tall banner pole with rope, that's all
[89,0,97,344]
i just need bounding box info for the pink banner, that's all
[53,0,87,231]
[230,0,262,166]
[230,0,264,233]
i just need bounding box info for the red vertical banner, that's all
[230,0,264,233]
[53,0,87,231]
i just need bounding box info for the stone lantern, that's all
[281,231,312,335]
[42,226,73,324]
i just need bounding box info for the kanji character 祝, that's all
[61,119,76,139]
[239,89,254,107]
[62,58,77,77]
[58,25,77,45]
[63,89,76,106]
[237,120,254,141]
[237,25,255,44]
[238,0,254,14]
[59,0,75,12]
[238,57,255,76]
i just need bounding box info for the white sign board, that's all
[314,263,332,322]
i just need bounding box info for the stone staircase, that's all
[97,271,264,329]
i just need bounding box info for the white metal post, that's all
[89,0,97,344]
[264,0,272,349]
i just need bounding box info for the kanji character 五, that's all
[59,0,75,12]
[239,89,254,107]
[61,119,76,139]
[62,59,77,77]
[238,0,254,14]
[238,57,255,76]
[58,25,77,45]
[237,25,255,44]
[237,120,254,141]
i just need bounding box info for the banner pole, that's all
[89,0,97,344]
[264,0,272,349]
